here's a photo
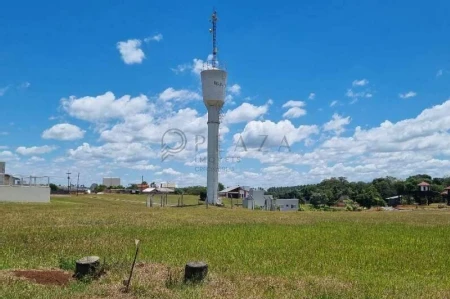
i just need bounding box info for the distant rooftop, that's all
[220,185,251,193]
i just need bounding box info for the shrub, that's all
[344,199,359,211]
[58,257,76,271]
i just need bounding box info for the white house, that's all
[276,198,299,211]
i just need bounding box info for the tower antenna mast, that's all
[210,10,218,68]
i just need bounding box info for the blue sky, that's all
[1,0,449,187]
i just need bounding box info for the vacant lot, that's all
[1,194,450,298]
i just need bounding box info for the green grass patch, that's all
[1,194,449,298]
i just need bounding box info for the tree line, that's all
[266,174,450,208]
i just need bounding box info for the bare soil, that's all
[13,270,72,286]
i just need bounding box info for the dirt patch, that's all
[13,270,72,286]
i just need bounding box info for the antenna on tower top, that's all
[209,9,218,68]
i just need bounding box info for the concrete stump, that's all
[75,256,100,279]
[184,261,208,283]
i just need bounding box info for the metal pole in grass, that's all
[125,239,140,293]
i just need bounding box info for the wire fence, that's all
[0,174,50,187]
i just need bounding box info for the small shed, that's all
[276,199,299,211]
[386,195,402,206]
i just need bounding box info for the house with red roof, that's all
[417,181,431,192]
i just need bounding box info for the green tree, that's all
[218,182,225,191]
[372,177,398,200]
[199,191,207,201]
[128,184,138,190]
[49,183,58,192]
[94,185,106,193]
[310,192,328,208]
[355,185,385,208]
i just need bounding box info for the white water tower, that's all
[201,10,227,205]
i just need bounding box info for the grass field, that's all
[1,194,450,298]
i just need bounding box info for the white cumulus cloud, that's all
[172,55,215,75]
[323,113,351,135]
[69,142,156,163]
[233,120,319,149]
[156,168,181,176]
[29,156,45,162]
[282,100,305,108]
[282,101,306,119]
[61,92,151,122]
[158,88,201,102]
[227,84,241,95]
[42,123,86,140]
[117,39,145,64]
[16,145,57,155]
[225,102,269,124]
[283,107,306,119]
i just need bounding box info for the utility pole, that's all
[66,171,71,194]
[141,175,143,193]
[76,173,80,196]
